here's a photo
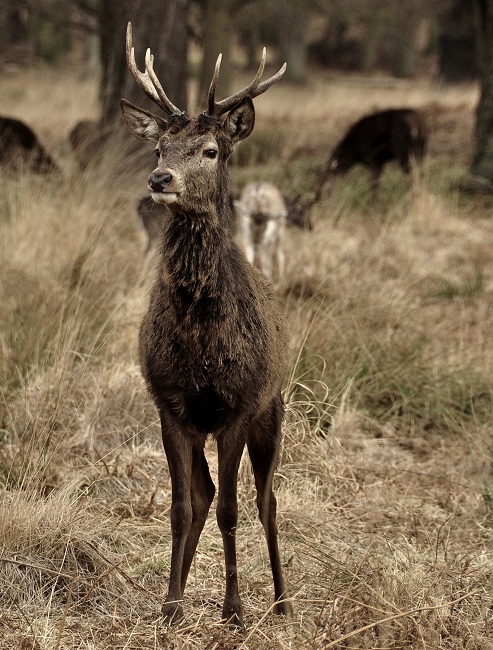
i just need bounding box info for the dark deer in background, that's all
[0,116,59,173]
[120,23,292,626]
[136,193,169,253]
[321,108,427,197]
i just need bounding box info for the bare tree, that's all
[471,0,493,183]
[197,0,234,108]
[236,0,310,83]
[100,0,188,131]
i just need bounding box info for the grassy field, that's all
[1,63,493,649]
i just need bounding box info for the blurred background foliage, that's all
[1,0,492,182]
[0,0,476,81]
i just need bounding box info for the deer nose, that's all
[148,170,172,193]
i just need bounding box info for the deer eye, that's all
[204,148,218,159]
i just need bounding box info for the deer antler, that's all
[126,22,184,117]
[207,47,286,117]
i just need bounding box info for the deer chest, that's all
[138,301,269,433]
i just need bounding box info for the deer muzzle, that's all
[148,170,173,193]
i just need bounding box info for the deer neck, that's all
[158,193,236,304]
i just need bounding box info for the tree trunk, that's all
[360,25,382,73]
[198,0,233,111]
[100,0,188,131]
[391,18,418,78]
[438,0,477,82]
[471,0,493,181]
[279,5,307,84]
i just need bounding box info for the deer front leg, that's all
[258,219,279,282]
[160,417,194,625]
[234,200,255,265]
[369,167,381,201]
[216,433,246,627]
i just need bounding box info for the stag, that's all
[120,23,292,626]
[234,181,287,283]
[321,108,427,197]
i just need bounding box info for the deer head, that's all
[120,23,286,218]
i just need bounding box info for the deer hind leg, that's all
[216,427,248,627]
[275,219,286,283]
[247,397,293,620]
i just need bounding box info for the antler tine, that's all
[207,53,223,115]
[208,47,286,117]
[126,23,161,107]
[126,22,184,116]
[250,61,287,99]
[249,46,266,92]
[145,49,184,116]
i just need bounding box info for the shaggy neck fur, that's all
[157,163,240,307]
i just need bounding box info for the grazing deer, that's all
[280,146,335,231]
[284,193,314,230]
[322,108,427,197]
[0,116,59,173]
[120,23,292,626]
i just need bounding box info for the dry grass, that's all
[1,64,493,649]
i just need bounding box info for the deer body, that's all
[0,116,58,173]
[141,184,285,431]
[324,108,427,197]
[120,23,291,626]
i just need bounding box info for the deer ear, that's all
[224,97,255,144]
[120,99,168,141]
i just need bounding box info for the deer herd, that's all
[2,21,430,626]
[1,45,428,288]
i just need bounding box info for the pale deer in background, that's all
[235,181,287,283]
[120,23,292,627]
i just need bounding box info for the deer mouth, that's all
[151,191,181,205]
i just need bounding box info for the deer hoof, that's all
[222,605,244,628]
[161,601,184,625]
[273,599,293,621]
